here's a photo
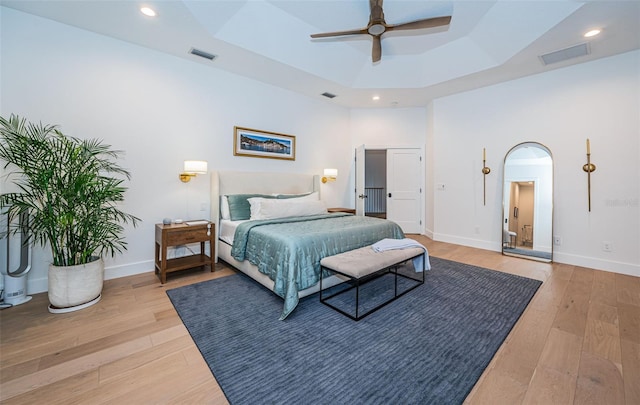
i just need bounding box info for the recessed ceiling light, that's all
[584,29,601,38]
[140,7,157,17]
[372,96,380,101]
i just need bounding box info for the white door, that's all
[355,145,366,216]
[387,149,423,233]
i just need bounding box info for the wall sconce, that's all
[582,138,596,211]
[481,148,491,205]
[322,168,338,184]
[179,160,208,183]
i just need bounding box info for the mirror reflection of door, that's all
[503,142,553,262]
[508,182,535,247]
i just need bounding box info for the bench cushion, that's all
[320,246,424,278]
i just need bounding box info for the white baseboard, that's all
[104,259,155,280]
[423,228,434,239]
[433,233,639,277]
[433,233,502,252]
[26,260,155,295]
[26,276,48,295]
[552,252,639,278]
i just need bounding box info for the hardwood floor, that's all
[1,237,638,404]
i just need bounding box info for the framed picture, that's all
[233,126,296,161]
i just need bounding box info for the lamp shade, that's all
[184,160,208,174]
[323,168,338,178]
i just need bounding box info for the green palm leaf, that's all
[0,114,140,266]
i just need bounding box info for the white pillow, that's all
[247,197,270,220]
[220,196,231,220]
[249,198,327,220]
[277,191,319,201]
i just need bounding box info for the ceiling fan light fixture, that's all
[368,24,386,35]
[372,95,380,101]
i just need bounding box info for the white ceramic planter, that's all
[48,257,104,313]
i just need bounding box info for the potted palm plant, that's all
[0,114,140,313]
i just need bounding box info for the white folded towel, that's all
[371,238,431,271]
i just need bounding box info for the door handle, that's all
[358,194,368,199]
[388,193,392,198]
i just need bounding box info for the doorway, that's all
[508,181,535,248]
[364,150,387,218]
[355,145,423,234]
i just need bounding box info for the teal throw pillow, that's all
[227,194,275,221]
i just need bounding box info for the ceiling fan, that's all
[310,0,452,63]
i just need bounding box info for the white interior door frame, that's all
[355,145,366,216]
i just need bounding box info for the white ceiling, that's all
[2,0,639,108]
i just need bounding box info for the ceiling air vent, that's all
[189,48,216,61]
[321,92,337,99]
[539,43,590,66]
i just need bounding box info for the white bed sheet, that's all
[219,219,247,245]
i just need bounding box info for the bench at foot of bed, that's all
[319,246,425,321]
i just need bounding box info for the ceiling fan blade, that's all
[369,0,385,22]
[387,15,451,32]
[310,28,368,38]
[372,35,382,62]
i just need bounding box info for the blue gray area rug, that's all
[167,257,541,405]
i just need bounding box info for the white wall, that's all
[0,7,351,293]
[350,108,427,147]
[348,107,427,210]
[431,50,640,276]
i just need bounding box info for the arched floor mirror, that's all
[502,142,553,262]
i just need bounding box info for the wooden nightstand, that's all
[328,207,356,214]
[154,221,215,284]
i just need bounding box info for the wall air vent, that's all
[321,92,337,99]
[189,48,217,61]
[539,43,590,66]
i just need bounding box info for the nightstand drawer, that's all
[166,227,209,245]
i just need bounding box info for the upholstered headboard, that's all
[210,170,321,261]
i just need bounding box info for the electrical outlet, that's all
[475,226,480,234]
[200,203,207,211]
[553,236,562,246]
[602,241,613,252]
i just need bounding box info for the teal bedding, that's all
[230,213,405,319]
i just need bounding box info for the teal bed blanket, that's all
[230,213,404,319]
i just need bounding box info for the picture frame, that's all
[233,126,296,161]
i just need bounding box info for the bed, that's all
[211,171,405,319]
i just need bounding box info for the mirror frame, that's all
[502,141,553,263]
